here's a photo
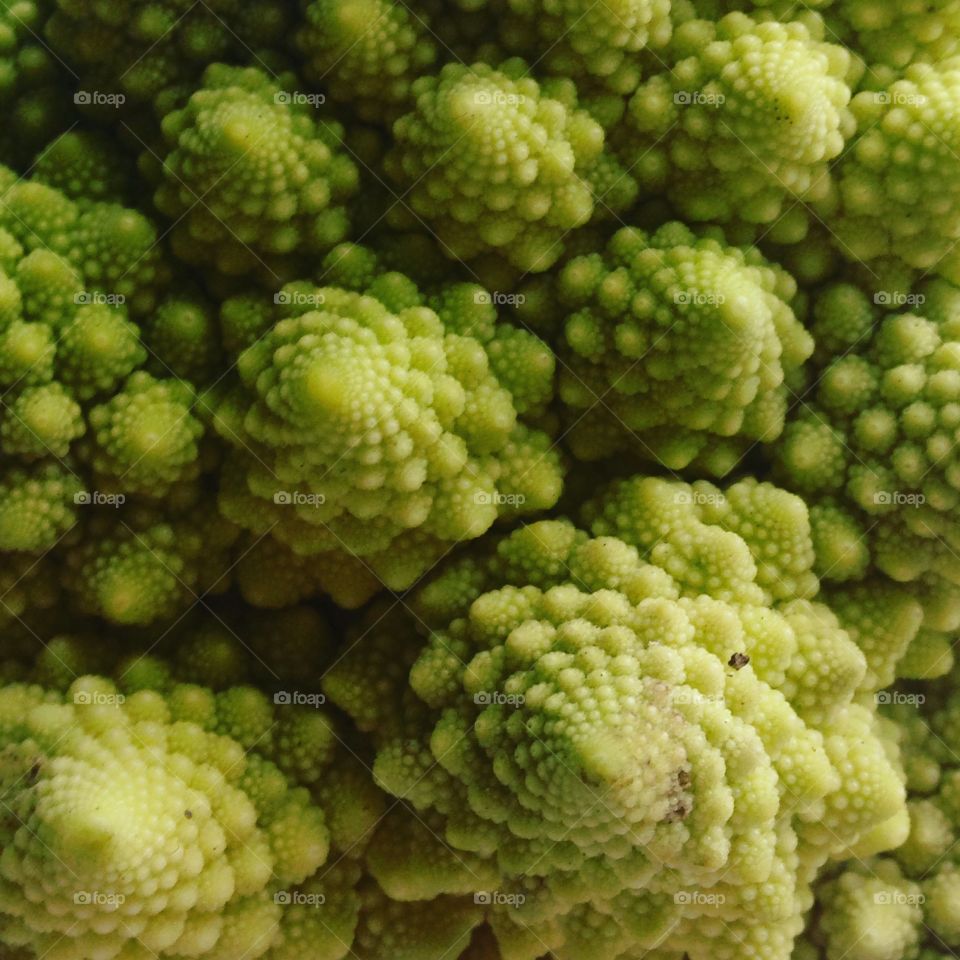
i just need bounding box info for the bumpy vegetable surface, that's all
[385,60,626,271]
[612,12,855,240]
[155,65,359,281]
[0,633,365,960]
[325,478,905,960]
[809,680,960,960]
[0,3,957,960]
[774,280,960,682]
[214,244,562,600]
[526,222,812,470]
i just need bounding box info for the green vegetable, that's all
[325,479,904,960]
[385,60,617,271]
[155,65,359,281]
[214,245,562,599]
[0,3,957,959]
[533,222,812,470]
[0,637,354,960]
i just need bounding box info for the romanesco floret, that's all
[0,0,68,166]
[774,288,960,601]
[0,179,172,318]
[810,676,960,960]
[0,167,238,627]
[385,60,619,271]
[0,639,353,960]
[154,65,359,282]
[141,296,223,383]
[0,381,82,458]
[55,302,147,399]
[473,0,673,94]
[825,0,960,75]
[833,60,960,282]
[295,0,438,123]
[821,581,925,692]
[814,860,925,960]
[611,12,855,240]
[324,477,905,960]
[691,0,960,75]
[0,463,81,552]
[213,248,562,597]
[32,130,134,206]
[83,372,203,495]
[538,222,812,472]
[0,5,957,960]
[46,0,293,110]
[60,499,237,625]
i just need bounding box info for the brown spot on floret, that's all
[664,797,692,823]
[664,769,693,822]
[728,652,750,670]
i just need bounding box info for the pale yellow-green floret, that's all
[0,668,349,960]
[155,64,359,280]
[833,58,960,282]
[324,476,906,960]
[811,675,960,960]
[296,0,438,122]
[214,252,562,599]
[614,12,854,239]
[386,60,622,272]
[544,222,812,472]
[774,282,960,681]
